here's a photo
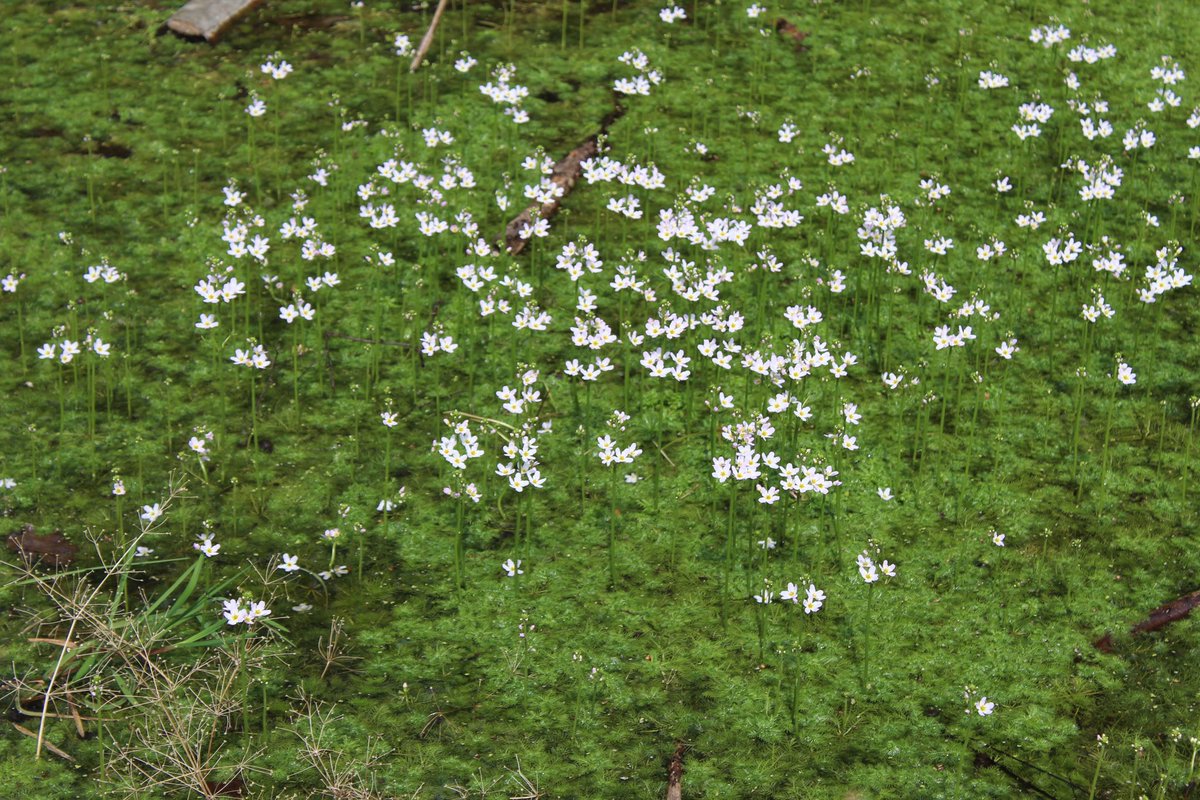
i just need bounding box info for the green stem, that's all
[608,467,618,589]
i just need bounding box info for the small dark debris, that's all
[5,703,30,724]
[25,126,64,139]
[258,437,274,454]
[204,776,246,797]
[272,13,351,31]
[775,17,811,52]
[536,89,561,104]
[93,141,133,159]
[6,524,77,568]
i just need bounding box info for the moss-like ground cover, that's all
[2,1,1200,797]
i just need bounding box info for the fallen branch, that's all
[410,0,451,72]
[666,741,687,800]
[501,101,626,256]
[1094,588,1200,652]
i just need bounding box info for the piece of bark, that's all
[6,525,77,568]
[666,741,686,800]
[167,0,265,43]
[775,18,810,52]
[1093,589,1200,652]
[501,101,626,256]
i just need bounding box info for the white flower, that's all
[194,536,220,557]
[278,553,300,572]
[246,600,271,622]
[223,599,248,625]
[877,487,893,501]
[502,558,523,577]
[659,6,687,23]
[140,503,163,523]
[975,697,995,716]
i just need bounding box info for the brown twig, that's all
[27,637,79,649]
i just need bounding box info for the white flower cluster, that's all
[230,343,270,369]
[420,330,458,356]
[977,70,1009,89]
[83,263,124,283]
[496,435,546,492]
[223,598,270,626]
[1068,43,1116,63]
[479,63,530,123]
[496,370,541,415]
[1029,23,1070,47]
[595,435,642,466]
[614,48,663,96]
[555,239,604,281]
[435,420,484,470]
[1139,244,1192,303]
[856,550,897,583]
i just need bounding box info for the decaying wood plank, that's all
[666,741,686,800]
[167,0,265,43]
[1094,588,1200,652]
[501,101,626,256]
[410,0,451,72]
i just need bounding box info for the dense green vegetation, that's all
[2,1,1199,797]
